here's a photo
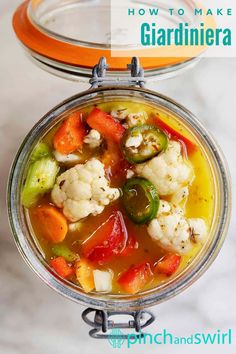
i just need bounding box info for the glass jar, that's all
[9,0,231,338]
[8,84,231,309]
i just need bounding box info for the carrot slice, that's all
[151,116,198,155]
[87,108,125,143]
[53,112,86,155]
[33,205,68,243]
[50,257,75,279]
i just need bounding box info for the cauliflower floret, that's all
[126,169,135,179]
[68,221,83,232]
[136,141,193,196]
[147,200,207,254]
[93,270,113,292]
[111,107,128,120]
[125,133,143,149]
[158,200,171,214]
[53,151,82,164]
[188,218,207,243]
[171,186,189,207]
[127,111,148,127]
[51,159,120,222]
[84,129,102,148]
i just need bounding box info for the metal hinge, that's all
[89,57,146,88]
[85,57,153,341]
[82,308,155,339]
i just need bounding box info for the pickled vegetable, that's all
[155,254,181,276]
[53,112,86,155]
[21,157,59,207]
[122,178,159,224]
[75,259,95,293]
[23,102,214,296]
[151,116,197,155]
[87,107,125,143]
[122,125,168,163]
[33,205,68,243]
[118,262,153,294]
[31,142,51,162]
[50,257,75,279]
[82,211,128,264]
[52,244,78,262]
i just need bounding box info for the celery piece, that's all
[31,142,51,162]
[21,157,59,208]
[52,245,78,262]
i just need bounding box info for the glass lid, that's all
[13,0,210,81]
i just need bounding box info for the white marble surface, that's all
[0,1,236,354]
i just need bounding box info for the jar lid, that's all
[13,0,210,80]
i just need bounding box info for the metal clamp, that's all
[89,57,146,88]
[86,57,152,341]
[82,308,155,339]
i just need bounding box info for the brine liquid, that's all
[28,101,215,294]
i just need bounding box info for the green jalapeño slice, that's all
[122,125,168,164]
[122,177,159,224]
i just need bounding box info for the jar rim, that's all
[7,86,231,311]
[13,0,210,79]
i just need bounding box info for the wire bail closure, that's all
[85,56,153,341]
[89,57,146,89]
[82,308,155,339]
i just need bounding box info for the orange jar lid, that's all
[12,0,211,80]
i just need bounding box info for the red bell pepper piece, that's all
[50,256,75,279]
[152,116,198,155]
[102,140,131,177]
[155,253,181,276]
[87,108,125,143]
[53,112,86,155]
[120,234,139,256]
[118,263,153,294]
[82,211,128,265]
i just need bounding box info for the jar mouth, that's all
[28,0,199,49]
[13,0,209,79]
[7,86,231,311]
